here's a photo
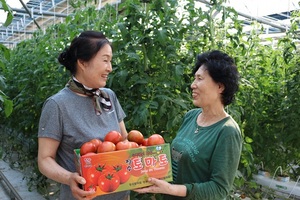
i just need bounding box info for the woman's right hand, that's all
[38,138,96,199]
[69,172,96,200]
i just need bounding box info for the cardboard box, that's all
[74,143,173,198]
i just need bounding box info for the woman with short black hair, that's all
[135,50,242,200]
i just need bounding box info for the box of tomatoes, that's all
[74,131,173,198]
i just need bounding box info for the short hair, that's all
[192,50,240,106]
[58,31,111,75]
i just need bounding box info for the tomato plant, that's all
[128,130,144,145]
[97,141,116,153]
[80,141,97,155]
[98,172,120,192]
[147,134,165,146]
[104,130,122,144]
[112,165,131,184]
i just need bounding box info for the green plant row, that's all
[0,0,299,199]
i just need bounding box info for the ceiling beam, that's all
[196,0,289,32]
[19,0,41,29]
[9,7,68,18]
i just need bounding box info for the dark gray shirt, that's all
[38,87,129,200]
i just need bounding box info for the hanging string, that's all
[67,0,69,14]
[287,0,290,32]
[116,0,118,20]
[40,2,44,35]
[98,0,102,10]
[223,6,227,50]
[53,0,56,28]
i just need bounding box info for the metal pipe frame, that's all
[0,170,23,200]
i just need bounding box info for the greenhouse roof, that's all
[0,0,72,47]
[0,0,299,48]
[0,0,119,48]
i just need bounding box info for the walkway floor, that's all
[0,160,46,200]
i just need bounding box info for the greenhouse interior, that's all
[0,0,300,199]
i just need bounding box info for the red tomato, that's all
[97,141,116,153]
[129,141,139,149]
[89,138,102,149]
[141,138,149,146]
[86,169,101,187]
[116,140,131,150]
[95,164,113,174]
[98,172,120,192]
[86,164,112,186]
[80,141,97,155]
[128,130,144,144]
[112,165,131,184]
[147,134,165,146]
[82,152,96,157]
[104,130,123,144]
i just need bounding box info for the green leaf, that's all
[4,99,13,117]
[244,136,253,143]
[0,0,13,27]
[3,12,13,27]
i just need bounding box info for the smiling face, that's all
[191,65,224,108]
[75,43,113,88]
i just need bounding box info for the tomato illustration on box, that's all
[74,143,173,198]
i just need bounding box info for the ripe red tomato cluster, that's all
[127,130,165,147]
[80,130,165,156]
[85,164,130,193]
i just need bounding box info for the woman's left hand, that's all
[134,177,187,197]
[134,177,171,194]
